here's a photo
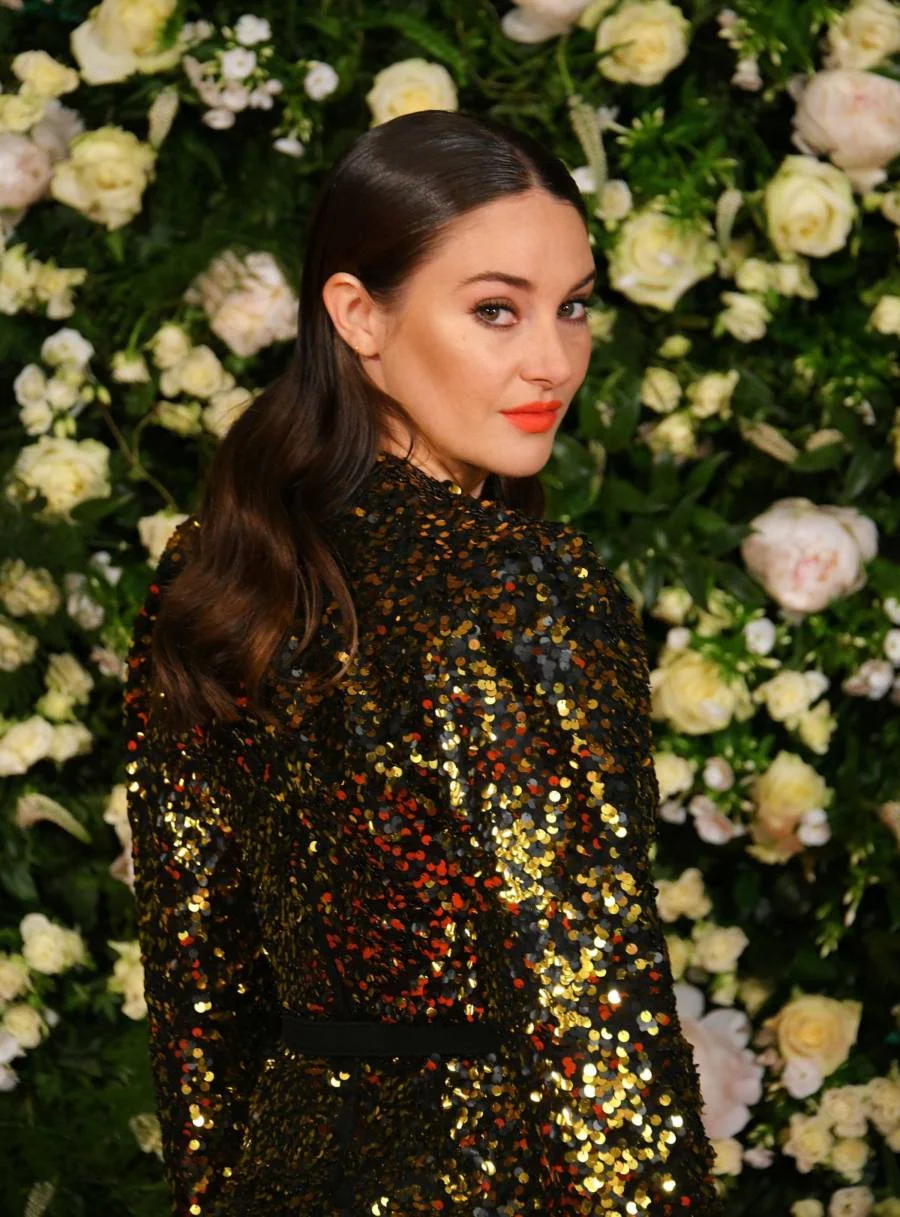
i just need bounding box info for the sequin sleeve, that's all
[122,521,279,1217]
[429,523,721,1214]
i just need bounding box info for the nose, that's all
[520,314,578,388]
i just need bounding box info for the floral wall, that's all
[0,1,898,1215]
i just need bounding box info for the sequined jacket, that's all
[123,450,721,1217]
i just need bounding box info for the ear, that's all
[321,272,382,358]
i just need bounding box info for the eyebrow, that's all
[457,269,597,293]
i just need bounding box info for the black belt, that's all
[280,1012,503,1057]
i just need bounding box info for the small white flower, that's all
[884,596,900,625]
[247,87,275,110]
[41,328,94,369]
[273,136,305,158]
[220,82,251,112]
[744,616,776,655]
[220,47,257,81]
[784,1056,825,1099]
[797,807,830,847]
[234,14,272,45]
[665,626,692,651]
[304,60,339,101]
[842,658,894,699]
[884,628,900,665]
[203,108,236,130]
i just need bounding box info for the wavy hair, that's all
[147,108,589,736]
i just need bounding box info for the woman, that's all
[124,110,721,1217]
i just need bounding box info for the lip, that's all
[500,399,564,415]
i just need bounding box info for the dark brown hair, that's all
[148,108,590,736]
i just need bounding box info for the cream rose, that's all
[184,250,298,358]
[501,0,592,43]
[0,90,48,134]
[609,207,719,310]
[640,366,681,414]
[753,670,829,724]
[202,385,253,439]
[595,0,690,86]
[741,497,878,613]
[864,1075,900,1136]
[764,155,857,257]
[775,994,862,1081]
[655,867,712,922]
[0,560,61,617]
[691,923,749,974]
[0,954,31,1004]
[45,652,94,704]
[71,0,186,85]
[686,370,739,420]
[711,1137,743,1176]
[0,133,53,210]
[645,410,698,461]
[6,434,111,519]
[870,294,900,336]
[651,585,693,625]
[0,716,54,776]
[830,1137,870,1183]
[749,750,831,863]
[0,620,38,671]
[50,126,156,230]
[829,1188,875,1217]
[2,1003,46,1049]
[665,933,692,980]
[793,70,900,193]
[159,344,231,399]
[784,1112,835,1172]
[717,291,771,341]
[650,647,754,735]
[12,51,80,98]
[48,721,92,765]
[137,510,189,566]
[153,400,203,436]
[20,911,87,974]
[107,940,147,1020]
[146,322,191,369]
[366,58,458,127]
[653,750,696,801]
[824,0,900,70]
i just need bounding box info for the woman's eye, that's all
[473,298,593,326]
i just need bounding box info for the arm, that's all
[429,524,721,1214]
[122,519,279,1217]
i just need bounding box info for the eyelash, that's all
[472,295,595,328]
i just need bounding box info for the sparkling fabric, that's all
[123,450,721,1217]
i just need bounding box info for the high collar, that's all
[370,450,497,506]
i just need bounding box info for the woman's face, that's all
[325,188,596,496]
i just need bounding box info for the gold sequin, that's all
[124,450,721,1215]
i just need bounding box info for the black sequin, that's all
[124,450,721,1216]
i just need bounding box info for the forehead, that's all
[418,191,590,285]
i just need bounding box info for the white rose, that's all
[771,257,818,299]
[304,60,339,101]
[184,249,298,358]
[19,912,76,974]
[653,750,696,801]
[30,98,85,164]
[0,560,61,617]
[2,1003,46,1049]
[366,58,458,126]
[6,435,111,519]
[764,155,856,257]
[45,652,94,703]
[686,370,739,420]
[42,327,94,369]
[50,126,156,231]
[750,751,831,863]
[753,670,825,724]
[0,954,31,1003]
[0,716,55,775]
[655,867,712,922]
[675,982,764,1138]
[650,647,754,735]
[501,0,591,44]
[784,1112,835,1172]
[137,510,189,566]
[234,14,271,45]
[596,0,690,86]
[640,366,681,414]
[13,365,47,410]
[202,385,253,438]
[48,721,92,764]
[146,322,191,369]
[741,497,878,613]
[870,294,900,336]
[110,351,150,383]
[824,0,900,70]
[692,923,749,974]
[717,291,771,341]
[609,207,718,310]
[71,0,185,85]
[0,133,53,209]
[793,70,900,193]
[828,1186,875,1217]
[792,1200,825,1217]
[12,51,80,98]
[0,619,38,671]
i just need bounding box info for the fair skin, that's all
[321,188,595,497]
